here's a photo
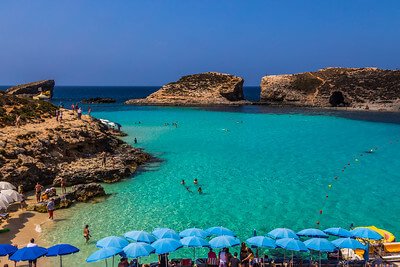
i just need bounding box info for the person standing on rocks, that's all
[60,178,67,194]
[77,107,82,119]
[47,198,55,220]
[101,152,107,167]
[15,115,21,128]
[35,182,43,203]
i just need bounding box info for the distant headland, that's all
[125,67,400,111]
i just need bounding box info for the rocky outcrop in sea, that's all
[6,80,55,99]
[26,183,106,213]
[81,97,116,104]
[260,67,400,111]
[126,72,248,106]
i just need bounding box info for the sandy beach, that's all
[0,193,55,266]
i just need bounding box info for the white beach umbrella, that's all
[0,182,16,190]
[1,190,23,202]
[0,199,9,210]
[0,193,13,204]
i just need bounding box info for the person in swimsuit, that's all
[198,187,203,194]
[181,180,185,185]
[194,178,198,185]
[84,225,91,243]
[35,183,43,203]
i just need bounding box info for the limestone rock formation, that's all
[126,72,247,106]
[82,97,116,104]
[26,183,106,212]
[260,68,400,111]
[0,95,151,191]
[6,80,55,99]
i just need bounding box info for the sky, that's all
[0,0,399,86]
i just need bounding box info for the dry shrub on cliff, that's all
[0,92,57,127]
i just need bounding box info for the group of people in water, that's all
[164,122,178,128]
[181,178,202,194]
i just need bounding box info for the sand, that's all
[0,193,58,266]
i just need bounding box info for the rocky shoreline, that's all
[0,92,152,203]
[125,68,400,112]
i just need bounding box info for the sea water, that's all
[41,100,400,266]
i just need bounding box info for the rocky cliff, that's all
[0,94,151,191]
[126,72,247,106]
[260,68,400,111]
[6,80,55,99]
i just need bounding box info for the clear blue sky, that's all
[0,0,399,86]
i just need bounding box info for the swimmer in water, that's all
[181,179,185,185]
[186,186,192,193]
[198,187,203,194]
[194,178,198,185]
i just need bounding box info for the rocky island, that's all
[0,91,151,191]
[126,72,248,106]
[260,67,400,111]
[82,97,116,104]
[6,80,55,99]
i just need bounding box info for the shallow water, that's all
[43,106,400,266]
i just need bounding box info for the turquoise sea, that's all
[39,94,400,266]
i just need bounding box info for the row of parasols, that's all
[0,226,384,267]
[0,182,24,210]
[84,226,384,266]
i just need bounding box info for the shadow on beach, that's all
[0,212,35,244]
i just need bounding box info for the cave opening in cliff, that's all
[329,91,345,107]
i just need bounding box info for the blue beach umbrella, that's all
[181,236,210,248]
[123,242,155,258]
[152,228,180,240]
[10,246,48,262]
[350,228,383,241]
[246,236,276,248]
[209,235,240,249]
[304,238,335,252]
[268,228,299,240]
[181,236,210,259]
[323,228,353,238]
[297,228,328,238]
[276,238,308,263]
[304,238,335,267]
[124,230,156,243]
[206,226,236,237]
[276,238,308,252]
[96,236,129,249]
[180,228,208,238]
[47,244,80,267]
[0,244,17,256]
[331,238,365,250]
[151,238,183,254]
[86,247,123,267]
